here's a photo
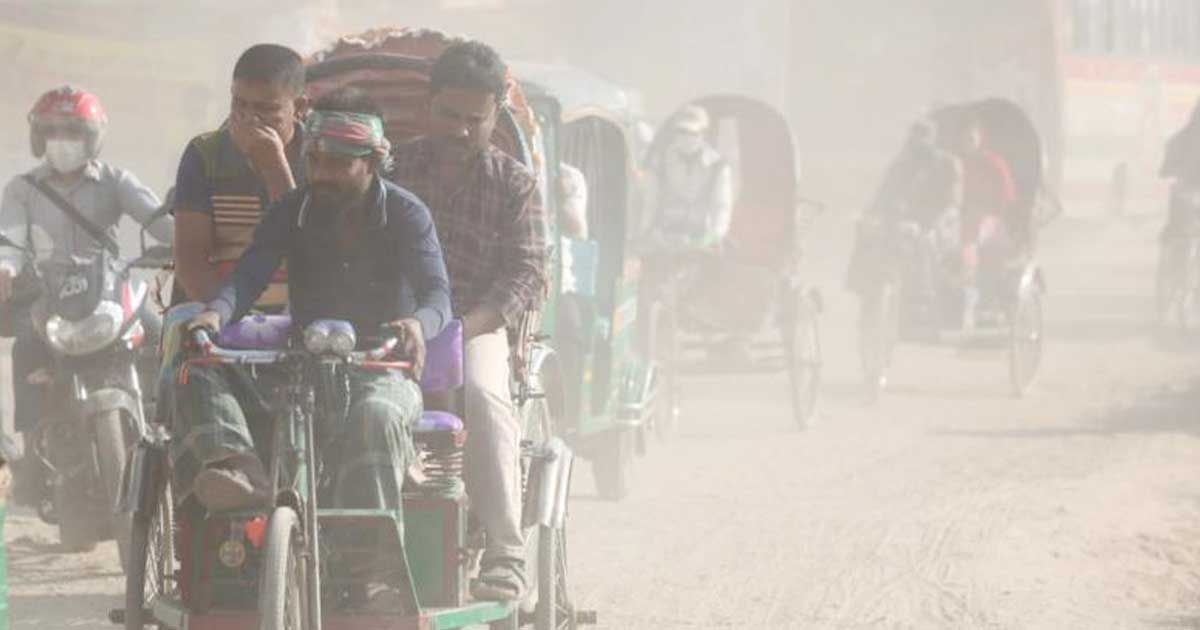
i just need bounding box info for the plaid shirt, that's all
[389,137,547,326]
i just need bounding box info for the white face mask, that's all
[44,139,88,174]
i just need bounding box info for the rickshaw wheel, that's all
[592,429,634,501]
[258,507,308,630]
[785,290,821,430]
[859,281,900,402]
[646,302,680,441]
[1008,285,1044,398]
[125,479,173,630]
[519,379,577,629]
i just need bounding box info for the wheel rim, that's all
[860,285,897,391]
[788,306,820,425]
[284,533,304,630]
[1011,292,1043,392]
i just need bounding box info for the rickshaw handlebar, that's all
[189,328,407,367]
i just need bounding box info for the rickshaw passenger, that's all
[158,44,309,454]
[175,88,449,539]
[959,118,1019,329]
[388,41,548,602]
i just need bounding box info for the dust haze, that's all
[5,1,1200,629]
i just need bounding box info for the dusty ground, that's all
[7,211,1200,629]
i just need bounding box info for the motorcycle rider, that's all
[388,41,548,601]
[0,86,173,502]
[179,87,449,606]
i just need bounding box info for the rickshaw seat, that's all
[218,313,292,349]
[415,409,465,433]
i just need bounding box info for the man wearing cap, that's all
[646,105,734,250]
[175,84,450,560]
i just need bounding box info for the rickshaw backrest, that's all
[421,318,463,392]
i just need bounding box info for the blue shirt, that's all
[209,176,451,342]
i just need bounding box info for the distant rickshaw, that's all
[642,95,824,430]
[857,98,1055,400]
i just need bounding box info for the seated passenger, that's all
[172,87,450,524]
[959,118,1020,329]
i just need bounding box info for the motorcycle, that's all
[7,234,170,566]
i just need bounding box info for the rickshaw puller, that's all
[174,89,450,588]
[389,41,548,602]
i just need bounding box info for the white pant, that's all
[463,329,524,562]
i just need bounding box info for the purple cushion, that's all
[219,314,293,349]
[421,319,463,391]
[415,410,464,433]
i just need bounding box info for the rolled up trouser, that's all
[171,359,420,511]
[169,362,277,502]
[322,369,421,511]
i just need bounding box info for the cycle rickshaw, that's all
[118,28,592,630]
[641,95,824,430]
[856,97,1052,400]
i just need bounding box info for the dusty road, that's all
[8,211,1200,629]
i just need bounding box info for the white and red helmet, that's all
[28,86,108,158]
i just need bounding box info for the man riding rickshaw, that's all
[121,29,588,630]
[850,98,1051,400]
[640,95,824,430]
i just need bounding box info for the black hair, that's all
[429,41,509,104]
[233,44,305,95]
[311,86,384,119]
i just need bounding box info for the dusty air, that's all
[0,1,1197,629]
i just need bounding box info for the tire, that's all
[55,471,97,552]
[258,506,307,630]
[125,478,173,630]
[94,409,132,572]
[1156,243,1181,330]
[646,303,680,442]
[785,294,821,430]
[1009,287,1044,398]
[859,282,899,402]
[592,429,633,502]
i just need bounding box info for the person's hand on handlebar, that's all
[384,317,425,380]
[187,310,223,335]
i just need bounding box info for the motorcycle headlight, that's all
[44,300,124,356]
[303,320,356,357]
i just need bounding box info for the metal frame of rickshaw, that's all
[642,94,825,430]
[857,97,1051,400]
[514,63,659,502]
[116,28,591,630]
